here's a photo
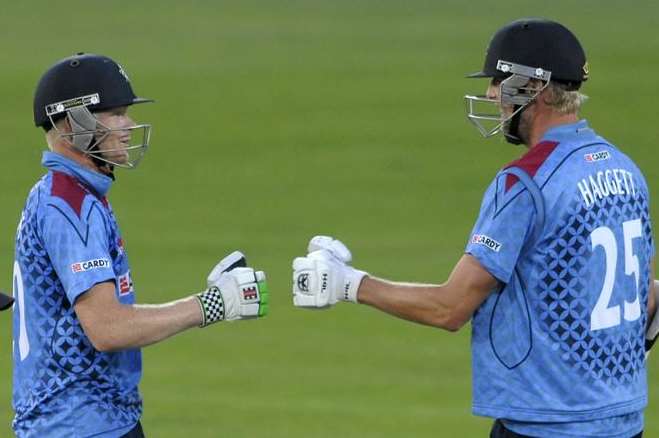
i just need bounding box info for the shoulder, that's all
[40,172,109,228]
[49,172,93,217]
[502,141,560,192]
[477,170,535,221]
[479,142,556,212]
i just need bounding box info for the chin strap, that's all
[503,105,523,145]
[87,144,115,179]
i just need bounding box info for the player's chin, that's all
[104,150,130,164]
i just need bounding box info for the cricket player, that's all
[292,19,658,437]
[12,53,269,437]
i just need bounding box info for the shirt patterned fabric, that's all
[12,152,141,437]
[466,121,654,437]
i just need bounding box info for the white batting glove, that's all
[292,236,367,308]
[196,251,269,326]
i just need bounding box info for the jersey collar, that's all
[539,119,593,144]
[42,151,113,197]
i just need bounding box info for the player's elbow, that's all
[88,336,114,353]
[77,308,128,352]
[428,308,469,332]
[439,314,468,332]
[82,325,122,352]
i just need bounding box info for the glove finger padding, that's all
[198,265,269,326]
[308,235,352,263]
[292,255,334,308]
[224,267,266,319]
[255,271,269,317]
[207,250,247,287]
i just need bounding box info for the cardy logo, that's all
[584,151,610,163]
[471,234,502,252]
[71,258,111,273]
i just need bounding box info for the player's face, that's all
[486,78,514,119]
[516,102,535,145]
[486,77,535,145]
[94,107,134,165]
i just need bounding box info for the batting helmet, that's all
[467,18,588,90]
[33,53,153,169]
[34,53,152,129]
[465,18,588,144]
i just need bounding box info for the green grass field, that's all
[1,1,658,436]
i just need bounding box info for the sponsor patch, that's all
[242,285,259,302]
[584,151,610,162]
[471,234,502,252]
[296,273,309,292]
[118,271,134,296]
[71,258,111,273]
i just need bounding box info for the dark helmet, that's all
[33,53,153,170]
[0,292,13,311]
[468,18,588,90]
[465,18,588,145]
[33,53,153,129]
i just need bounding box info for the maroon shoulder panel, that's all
[504,141,559,192]
[51,172,88,217]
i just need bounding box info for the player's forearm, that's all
[358,277,464,331]
[99,297,203,351]
[76,283,203,352]
[357,255,499,331]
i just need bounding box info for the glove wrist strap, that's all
[196,286,225,327]
[339,269,367,303]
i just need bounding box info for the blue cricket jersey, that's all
[466,120,654,437]
[12,152,142,437]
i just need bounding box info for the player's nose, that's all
[486,84,498,100]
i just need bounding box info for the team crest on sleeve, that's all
[584,151,610,162]
[471,234,502,252]
[71,258,111,273]
[118,271,134,296]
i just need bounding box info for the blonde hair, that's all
[544,82,588,114]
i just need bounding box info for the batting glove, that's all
[292,236,367,308]
[196,251,269,326]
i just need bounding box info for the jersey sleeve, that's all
[465,174,537,284]
[40,199,115,304]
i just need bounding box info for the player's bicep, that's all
[442,255,500,329]
[466,187,535,283]
[74,281,123,351]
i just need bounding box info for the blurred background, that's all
[1,0,658,436]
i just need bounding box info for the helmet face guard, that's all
[465,60,551,142]
[464,18,587,144]
[46,93,152,169]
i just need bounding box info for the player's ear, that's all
[59,114,74,133]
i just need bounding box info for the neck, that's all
[49,141,109,176]
[526,112,579,149]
